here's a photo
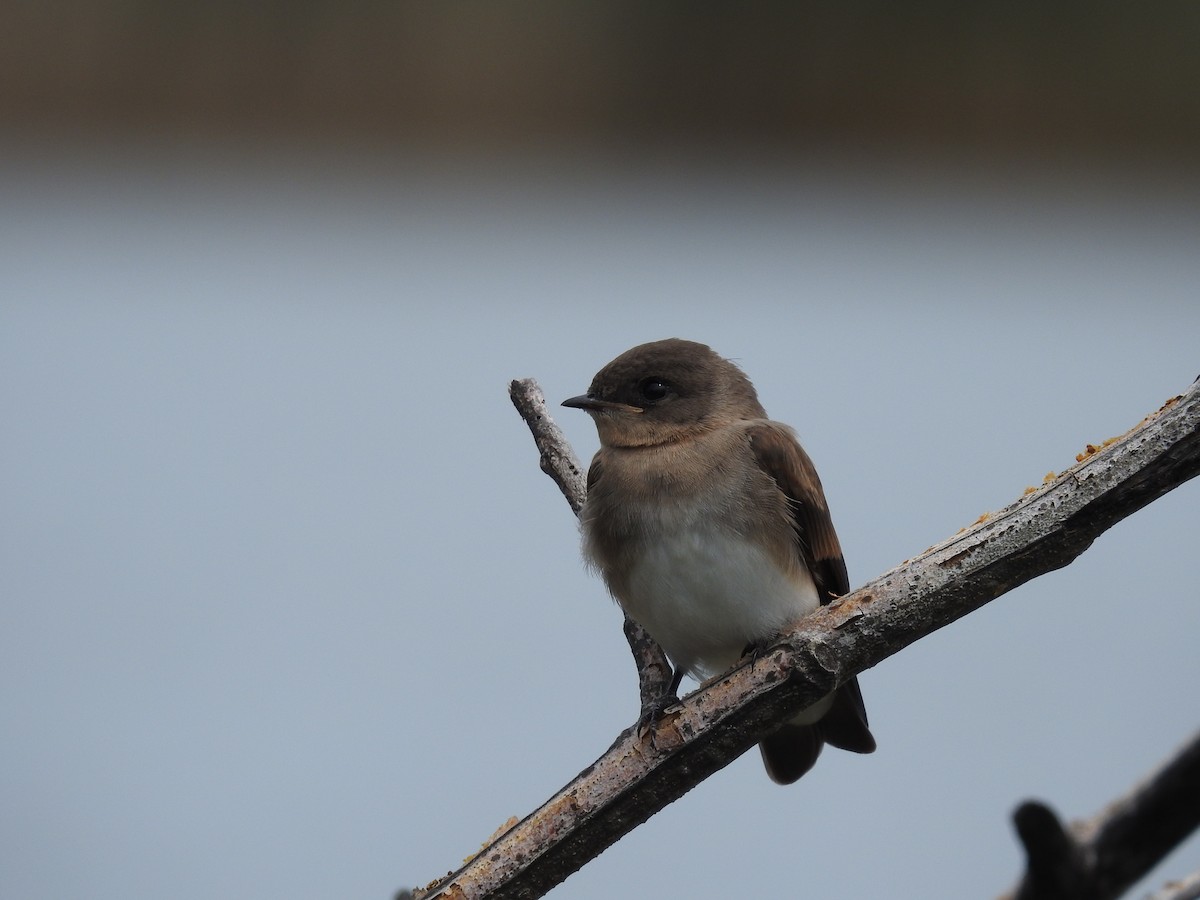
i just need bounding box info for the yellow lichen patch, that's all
[1043,471,1056,484]
[972,512,991,526]
[1023,485,1037,496]
[485,816,518,845]
[1157,393,1182,415]
[462,816,520,863]
[1076,436,1122,463]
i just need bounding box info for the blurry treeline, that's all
[5,2,1198,158]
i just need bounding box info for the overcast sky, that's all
[2,137,1198,899]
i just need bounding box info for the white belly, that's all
[621,527,820,680]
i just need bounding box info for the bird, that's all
[562,338,875,784]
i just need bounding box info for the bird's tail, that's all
[759,677,876,785]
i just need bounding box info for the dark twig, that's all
[1007,730,1200,900]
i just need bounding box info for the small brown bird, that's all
[563,338,875,784]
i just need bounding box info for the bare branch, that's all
[1005,730,1200,900]
[413,378,1200,900]
[508,378,588,515]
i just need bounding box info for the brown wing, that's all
[746,422,849,603]
[747,421,875,759]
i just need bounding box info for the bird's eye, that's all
[639,378,670,402]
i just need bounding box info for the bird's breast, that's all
[582,447,819,679]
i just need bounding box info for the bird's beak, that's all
[561,395,644,414]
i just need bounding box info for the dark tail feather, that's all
[759,677,876,785]
[820,677,876,754]
[759,724,823,785]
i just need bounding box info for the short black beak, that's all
[562,394,602,410]
[561,395,644,414]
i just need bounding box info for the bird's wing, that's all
[746,422,849,602]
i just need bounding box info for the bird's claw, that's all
[740,639,771,667]
[636,692,681,742]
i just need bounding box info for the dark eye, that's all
[639,377,670,402]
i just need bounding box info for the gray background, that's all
[3,137,1198,898]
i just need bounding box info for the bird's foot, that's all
[636,691,681,740]
[740,639,772,667]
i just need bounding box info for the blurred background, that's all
[5,3,1200,154]
[3,4,1198,899]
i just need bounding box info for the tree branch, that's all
[1005,730,1200,900]
[508,378,588,515]
[412,377,1200,900]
